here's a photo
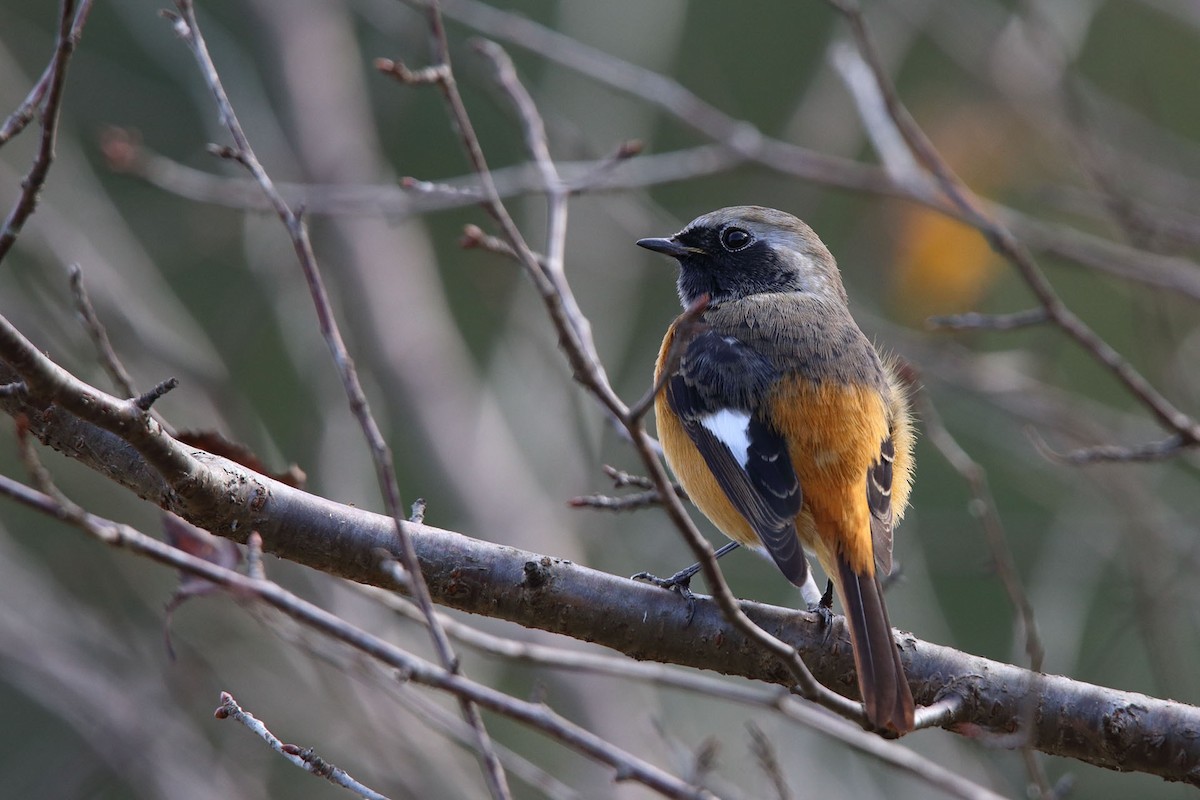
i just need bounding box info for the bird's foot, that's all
[807,579,835,631]
[631,568,700,625]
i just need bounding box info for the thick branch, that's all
[3,376,1199,786]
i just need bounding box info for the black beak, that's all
[637,237,691,259]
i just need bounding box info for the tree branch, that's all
[3,361,1199,786]
[0,472,710,800]
[215,692,392,800]
[0,0,90,263]
[166,3,510,796]
[829,0,1200,461]
[376,0,866,730]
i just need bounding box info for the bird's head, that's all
[638,206,848,309]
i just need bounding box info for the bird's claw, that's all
[819,578,834,610]
[807,578,835,632]
[631,569,699,625]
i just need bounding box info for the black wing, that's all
[667,330,808,587]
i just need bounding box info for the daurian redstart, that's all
[639,206,916,733]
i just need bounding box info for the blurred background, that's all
[3,0,1200,797]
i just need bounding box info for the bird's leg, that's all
[632,541,741,622]
[802,573,835,630]
[819,578,835,610]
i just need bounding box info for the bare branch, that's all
[915,389,1051,795]
[68,264,138,398]
[0,0,92,264]
[1037,433,1188,465]
[132,377,179,412]
[215,692,392,800]
[927,309,1049,332]
[569,466,686,512]
[0,472,713,800]
[0,65,53,146]
[176,3,509,794]
[361,586,1001,800]
[6,361,1198,783]
[104,120,1200,306]
[917,393,1044,672]
[830,0,1200,461]
[374,57,450,86]
[568,489,665,513]
[6,0,1200,792]
[0,312,200,494]
[382,3,870,730]
[0,0,92,147]
[746,723,792,800]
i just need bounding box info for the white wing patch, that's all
[699,409,752,468]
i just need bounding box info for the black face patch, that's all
[674,226,802,306]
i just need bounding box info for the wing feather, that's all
[867,436,894,576]
[667,330,808,586]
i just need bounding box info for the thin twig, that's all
[165,4,508,797]
[0,0,93,147]
[0,474,712,800]
[460,223,519,258]
[0,66,52,146]
[916,392,1051,791]
[919,395,1044,670]
[68,263,177,437]
[568,489,664,512]
[0,0,91,264]
[1041,433,1188,465]
[830,3,1058,790]
[359,584,1002,800]
[215,692,392,800]
[133,377,178,412]
[385,2,869,730]
[68,264,137,397]
[746,723,792,800]
[473,38,591,378]
[830,0,1200,463]
[567,465,686,511]
[927,309,1050,332]
[564,138,644,193]
[603,465,657,490]
[381,17,615,409]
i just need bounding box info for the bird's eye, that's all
[720,227,752,251]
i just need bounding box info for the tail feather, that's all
[837,556,914,734]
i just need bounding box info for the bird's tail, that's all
[837,556,915,734]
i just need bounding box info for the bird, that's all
[638,205,916,734]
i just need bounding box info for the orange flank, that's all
[767,376,889,578]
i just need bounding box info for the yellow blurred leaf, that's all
[891,209,1000,323]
